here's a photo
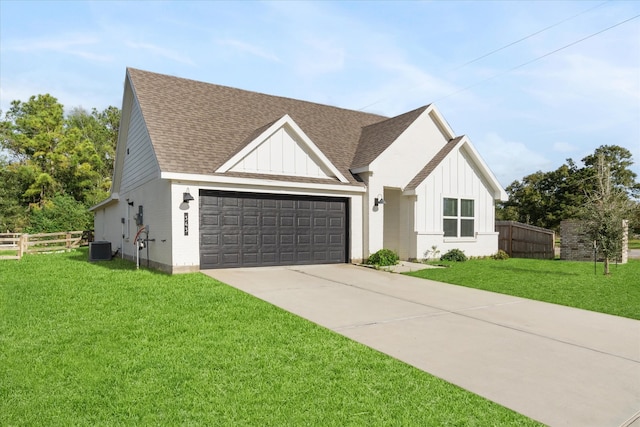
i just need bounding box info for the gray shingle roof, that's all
[128,68,414,185]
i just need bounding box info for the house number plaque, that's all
[184,212,189,236]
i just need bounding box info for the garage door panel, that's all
[298,216,311,227]
[201,214,219,226]
[222,253,239,265]
[314,201,327,210]
[243,252,259,264]
[200,190,347,269]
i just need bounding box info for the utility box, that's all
[89,241,112,261]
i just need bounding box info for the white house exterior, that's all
[91,68,507,273]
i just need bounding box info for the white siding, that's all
[120,100,160,194]
[229,125,333,179]
[413,144,498,258]
[365,110,449,257]
[171,182,199,271]
[382,188,401,254]
[118,179,173,269]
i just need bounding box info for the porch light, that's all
[374,194,385,207]
[183,189,195,203]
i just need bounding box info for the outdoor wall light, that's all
[374,194,385,207]
[183,189,195,203]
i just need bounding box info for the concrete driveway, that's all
[204,264,640,427]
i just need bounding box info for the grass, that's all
[0,250,541,426]
[629,239,640,250]
[407,258,640,320]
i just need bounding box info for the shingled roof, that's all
[127,68,434,185]
[129,68,389,185]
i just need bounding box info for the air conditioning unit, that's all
[89,241,112,261]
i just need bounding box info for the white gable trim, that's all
[216,114,349,183]
[458,138,507,201]
[425,104,455,141]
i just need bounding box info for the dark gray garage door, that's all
[200,190,348,269]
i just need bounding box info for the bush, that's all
[366,249,399,266]
[440,249,467,262]
[491,250,510,260]
[26,194,93,233]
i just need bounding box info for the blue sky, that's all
[1,0,639,187]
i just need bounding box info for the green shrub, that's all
[366,249,399,266]
[26,194,93,233]
[492,250,510,260]
[440,249,467,262]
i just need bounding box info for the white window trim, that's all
[442,195,477,240]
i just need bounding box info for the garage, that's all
[200,190,348,269]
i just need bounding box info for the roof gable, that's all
[351,106,429,170]
[216,114,349,183]
[404,136,507,200]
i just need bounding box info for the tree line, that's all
[1,94,119,232]
[497,144,640,235]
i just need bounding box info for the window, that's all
[443,198,474,238]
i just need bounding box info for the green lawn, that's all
[629,239,640,250]
[0,250,540,426]
[407,258,640,320]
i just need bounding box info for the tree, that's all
[0,157,28,231]
[580,154,633,275]
[65,106,119,205]
[582,145,640,199]
[498,162,587,231]
[0,94,120,232]
[1,94,66,205]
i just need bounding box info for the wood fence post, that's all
[66,232,71,251]
[19,234,27,259]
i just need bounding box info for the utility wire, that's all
[357,1,623,112]
[448,1,609,72]
[433,13,640,103]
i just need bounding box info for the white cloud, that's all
[3,33,112,62]
[475,132,553,186]
[553,141,577,153]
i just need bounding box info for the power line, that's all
[357,2,625,112]
[449,1,609,72]
[433,13,640,103]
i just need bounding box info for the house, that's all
[91,68,507,273]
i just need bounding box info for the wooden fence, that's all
[496,221,555,260]
[0,231,86,260]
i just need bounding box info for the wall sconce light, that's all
[374,194,385,207]
[183,188,195,203]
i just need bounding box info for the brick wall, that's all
[560,219,628,263]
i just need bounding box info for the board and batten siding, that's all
[120,99,160,194]
[414,145,498,257]
[229,125,333,179]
